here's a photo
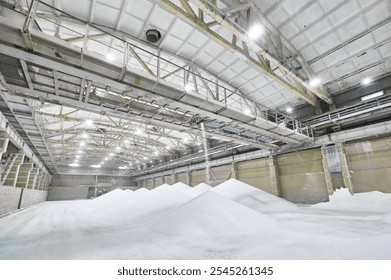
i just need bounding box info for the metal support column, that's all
[321,146,334,195]
[200,122,210,184]
[268,155,280,196]
[336,143,354,194]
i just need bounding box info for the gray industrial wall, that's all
[47,186,89,201]
[345,137,391,193]
[136,135,391,204]
[0,186,47,216]
[51,174,134,187]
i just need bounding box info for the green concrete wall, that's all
[277,148,329,204]
[237,158,272,193]
[191,169,205,186]
[345,137,391,193]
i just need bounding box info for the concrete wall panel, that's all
[346,137,391,193]
[20,189,48,207]
[277,149,328,204]
[48,186,89,201]
[237,158,272,192]
[191,169,205,186]
[0,186,22,216]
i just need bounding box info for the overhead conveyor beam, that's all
[0,111,48,174]
[0,13,311,146]
[157,0,332,106]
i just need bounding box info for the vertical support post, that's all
[268,155,280,196]
[94,175,98,198]
[3,153,25,188]
[171,171,177,184]
[321,146,334,195]
[231,158,238,179]
[200,122,210,184]
[336,143,354,194]
[186,166,192,186]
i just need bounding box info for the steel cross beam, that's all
[158,0,331,106]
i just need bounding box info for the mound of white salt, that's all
[147,191,276,237]
[97,188,150,214]
[186,183,212,197]
[312,188,391,212]
[151,183,170,191]
[383,213,391,224]
[100,187,191,224]
[171,182,192,192]
[213,178,297,212]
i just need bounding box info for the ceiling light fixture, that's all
[361,91,384,102]
[309,78,320,87]
[85,119,93,125]
[69,163,80,167]
[82,133,89,139]
[109,153,114,156]
[90,164,101,168]
[184,84,192,92]
[106,53,115,62]
[286,106,293,113]
[244,108,252,115]
[362,78,371,85]
[247,24,264,41]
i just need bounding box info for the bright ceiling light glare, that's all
[166,145,171,150]
[309,78,320,87]
[183,138,188,143]
[80,142,85,147]
[361,91,384,102]
[109,153,114,156]
[154,151,159,156]
[197,142,202,146]
[69,163,80,167]
[184,84,192,92]
[118,166,126,170]
[124,139,129,144]
[244,108,252,115]
[77,150,82,154]
[82,133,89,139]
[135,128,142,135]
[143,156,148,160]
[106,53,115,62]
[90,164,101,168]
[362,78,371,85]
[286,106,293,113]
[247,24,264,41]
[104,157,108,161]
[76,155,80,158]
[85,119,93,125]
[116,146,121,151]
[100,161,104,164]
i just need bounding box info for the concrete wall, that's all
[237,159,272,192]
[50,174,134,188]
[20,189,48,208]
[191,169,205,186]
[47,186,89,201]
[0,186,47,216]
[345,137,391,193]
[0,186,22,216]
[277,148,329,204]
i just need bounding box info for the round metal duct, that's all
[146,29,161,44]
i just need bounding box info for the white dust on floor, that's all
[0,179,390,259]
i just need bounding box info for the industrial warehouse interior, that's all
[0,0,391,261]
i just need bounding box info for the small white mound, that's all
[93,189,125,201]
[312,188,391,212]
[151,183,170,191]
[147,191,276,236]
[383,213,391,224]
[186,183,212,197]
[101,188,191,223]
[170,182,192,192]
[213,179,297,212]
